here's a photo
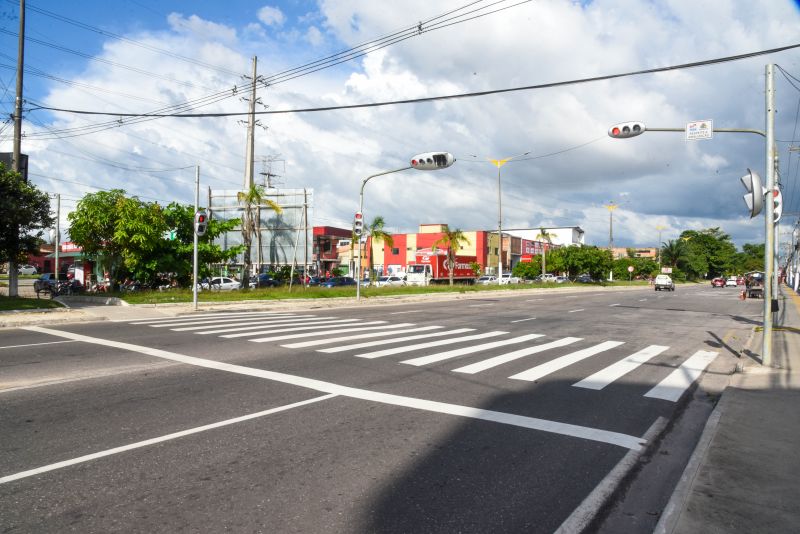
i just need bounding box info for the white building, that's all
[506,226,585,247]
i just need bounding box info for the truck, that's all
[745,271,764,299]
[406,250,477,286]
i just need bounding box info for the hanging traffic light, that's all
[773,186,783,223]
[194,210,208,236]
[353,211,363,236]
[740,168,765,218]
[608,122,645,139]
[411,152,455,170]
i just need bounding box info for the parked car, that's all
[250,273,280,288]
[574,274,595,283]
[208,276,240,291]
[18,264,38,275]
[320,276,357,288]
[477,275,497,285]
[306,276,327,286]
[539,274,557,283]
[725,276,738,287]
[374,275,406,287]
[654,274,675,291]
[555,276,569,284]
[499,273,521,285]
[711,277,725,287]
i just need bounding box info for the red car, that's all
[711,277,725,287]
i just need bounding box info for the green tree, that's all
[660,239,687,270]
[0,163,54,267]
[536,227,554,275]
[366,215,394,285]
[734,243,764,273]
[513,260,541,280]
[432,226,470,286]
[237,185,282,289]
[561,246,613,281]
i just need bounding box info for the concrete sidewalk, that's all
[656,285,800,533]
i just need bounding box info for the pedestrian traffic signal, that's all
[411,152,455,170]
[195,210,208,236]
[773,187,783,223]
[608,122,645,139]
[740,168,764,218]
[354,211,363,236]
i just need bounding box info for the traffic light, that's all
[773,187,783,223]
[608,122,645,139]
[740,168,764,218]
[354,211,363,236]
[194,210,208,236]
[411,152,455,170]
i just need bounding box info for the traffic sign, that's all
[686,119,713,140]
[627,265,634,273]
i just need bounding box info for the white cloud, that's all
[306,26,324,46]
[257,6,286,27]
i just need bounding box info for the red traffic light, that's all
[354,212,362,220]
[608,121,645,139]
[197,214,206,223]
[410,152,455,170]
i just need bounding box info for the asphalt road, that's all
[0,284,758,533]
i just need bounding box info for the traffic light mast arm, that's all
[645,127,765,137]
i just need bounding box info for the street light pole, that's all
[656,224,666,266]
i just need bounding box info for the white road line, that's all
[201,318,361,335]
[564,296,577,299]
[468,303,495,307]
[129,312,288,325]
[0,394,337,484]
[249,323,416,343]
[146,314,299,328]
[568,309,585,313]
[451,337,582,374]
[644,350,718,402]
[573,345,669,390]
[401,334,545,367]
[609,304,620,307]
[510,317,536,323]
[317,328,475,354]
[509,341,625,382]
[20,326,646,451]
[389,310,423,315]
[171,316,319,332]
[526,299,545,302]
[220,320,384,339]
[0,340,78,350]
[355,332,507,359]
[638,299,647,302]
[282,326,442,349]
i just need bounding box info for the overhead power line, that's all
[28,42,800,119]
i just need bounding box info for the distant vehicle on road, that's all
[725,276,738,287]
[736,276,745,286]
[499,273,520,285]
[745,272,764,298]
[18,264,38,275]
[374,276,406,287]
[250,273,280,288]
[574,274,595,283]
[320,276,357,288]
[711,277,725,288]
[209,277,239,291]
[555,276,569,284]
[477,275,497,285]
[539,274,557,283]
[654,274,675,291]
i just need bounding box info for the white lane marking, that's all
[644,350,718,402]
[567,309,585,313]
[0,394,337,485]
[317,328,475,354]
[129,312,288,325]
[389,310,423,315]
[201,318,361,335]
[21,327,645,450]
[573,345,669,390]
[401,334,545,367]
[355,332,507,359]
[146,314,299,328]
[282,326,442,349]
[564,296,577,299]
[451,337,581,374]
[526,299,545,302]
[171,316,320,332]
[638,299,647,302]
[0,340,78,350]
[250,323,416,343]
[511,317,536,323]
[609,304,620,307]
[509,341,625,382]
[468,303,495,308]
[220,321,385,339]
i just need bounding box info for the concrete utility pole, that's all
[656,225,666,266]
[54,194,60,281]
[763,64,776,367]
[243,56,257,190]
[192,166,200,311]
[9,0,25,297]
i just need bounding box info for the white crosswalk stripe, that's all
[249,323,419,343]
[354,332,508,359]
[131,312,290,326]
[281,326,444,349]
[509,341,625,382]
[401,334,545,367]
[644,350,718,401]
[572,345,669,390]
[316,328,476,354]
[200,318,361,335]
[220,320,387,339]
[172,316,321,332]
[451,337,582,375]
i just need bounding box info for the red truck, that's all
[406,250,477,286]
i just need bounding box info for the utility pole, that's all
[192,166,200,311]
[54,194,60,281]
[9,0,25,297]
[303,189,309,288]
[243,56,257,190]
[605,202,619,281]
[763,64,776,367]
[656,225,666,266]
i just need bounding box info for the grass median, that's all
[0,295,65,311]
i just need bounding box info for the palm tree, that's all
[536,227,554,275]
[660,239,687,269]
[367,216,394,285]
[432,226,471,286]
[237,184,282,288]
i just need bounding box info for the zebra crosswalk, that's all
[129,311,718,403]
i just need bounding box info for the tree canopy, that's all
[0,163,53,264]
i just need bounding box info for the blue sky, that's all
[2,0,800,251]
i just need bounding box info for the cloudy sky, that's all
[1,0,800,250]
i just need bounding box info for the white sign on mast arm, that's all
[686,119,713,140]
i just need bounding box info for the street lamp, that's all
[655,224,667,266]
[355,152,455,301]
[469,151,530,284]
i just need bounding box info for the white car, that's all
[654,274,675,291]
[18,264,38,275]
[477,275,497,285]
[208,276,240,290]
[555,276,569,284]
[374,275,406,287]
[539,274,557,283]
[499,273,521,285]
[725,276,738,287]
